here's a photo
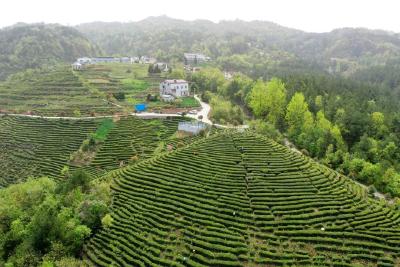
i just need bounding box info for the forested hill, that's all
[2,18,400,81]
[76,16,400,77]
[0,23,101,80]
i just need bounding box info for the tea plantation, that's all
[84,132,400,266]
[0,115,191,187]
[79,116,195,177]
[0,66,122,116]
[0,115,99,187]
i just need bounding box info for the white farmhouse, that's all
[72,62,83,71]
[184,53,210,65]
[77,57,92,64]
[160,79,189,98]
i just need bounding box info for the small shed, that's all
[72,62,82,71]
[178,121,207,135]
[161,94,175,102]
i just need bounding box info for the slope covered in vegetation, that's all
[77,116,196,178]
[0,66,122,116]
[0,115,207,266]
[0,115,197,188]
[76,16,400,76]
[0,23,100,80]
[0,116,99,187]
[84,131,400,266]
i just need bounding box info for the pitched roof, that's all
[163,79,188,84]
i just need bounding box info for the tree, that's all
[191,68,225,92]
[247,79,268,118]
[264,78,287,128]
[285,92,314,140]
[113,92,125,101]
[168,68,185,79]
[60,170,91,193]
[147,64,153,73]
[315,95,323,111]
[153,64,161,73]
[73,109,81,117]
[225,73,253,103]
[370,112,388,138]
[383,168,400,197]
[101,214,114,229]
[312,111,333,157]
[330,125,347,152]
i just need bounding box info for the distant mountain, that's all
[0,23,101,80]
[76,16,400,76]
[76,16,302,59]
[2,17,400,80]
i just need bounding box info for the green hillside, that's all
[84,132,400,266]
[76,116,198,178]
[0,116,97,187]
[0,116,100,187]
[0,63,199,116]
[76,17,400,76]
[0,66,123,116]
[0,23,100,80]
[0,115,198,187]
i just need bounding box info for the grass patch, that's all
[122,78,149,91]
[92,119,115,141]
[177,97,200,108]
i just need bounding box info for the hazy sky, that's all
[1,0,399,32]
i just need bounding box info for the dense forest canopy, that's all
[76,16,400,77]
[0,23,100,80]
[2,17,400,81]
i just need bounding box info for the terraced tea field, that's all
[79,116,197,177]
[0,115,99,187]
[77,64,164,105]
[0,63,199,116]
[84,132,400,266]
[0,66,122,116]
[0,115,199,186]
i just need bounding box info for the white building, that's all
[184,53,210,65]
[74,56,142,65]
[178,121,207,135]
[72,62,83,71]
[140,56,157,64]
[77,57,92,64]
[160,80,189,98]
[155,62,170,72]
[131,57,140,64]
[120,57,131,63]
[91,57,119,64]
[160,94,175,102]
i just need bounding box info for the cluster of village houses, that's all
[72,53,211,70]
[72,56,159,70]
[72,53,236,102]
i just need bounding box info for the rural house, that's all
[77,57,92,64]
[155,62,170,72]
[140,56,157,64]
[184,53,210,65]
[91,57,120,64]
[71,62,83,70]
[160,79,189,98]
